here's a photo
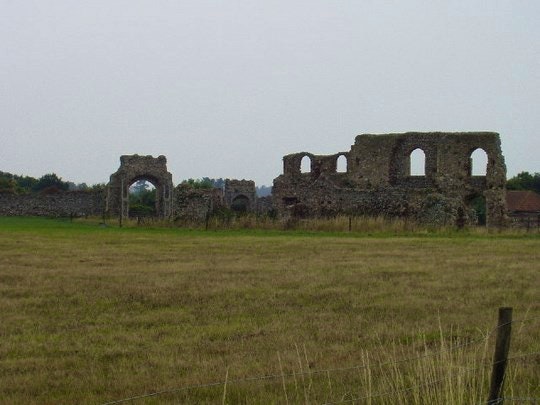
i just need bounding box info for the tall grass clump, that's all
[175,214,424,233]
[87,213,540,237]
[160,214,538,235]
[145,324,538,404]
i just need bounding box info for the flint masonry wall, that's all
[0,191,104,217]
[273,132,507,227]
[174,185,224,221]
[224,179,256,213]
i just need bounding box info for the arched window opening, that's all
[231,195,250,213]
[129,179,157,217]
[300,155,311,173]
[336,155,347,173]
[471,148,488,176]
[409,148,426,176]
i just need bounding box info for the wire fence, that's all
[102,315,539,405]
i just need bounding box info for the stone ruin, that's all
[105,155,259,221]
[273,132,507,227]
[224,179,257,213]
[0,132,509,227]
[106,155,174,219]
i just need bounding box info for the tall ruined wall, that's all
[0,191,104,217]
[273,132,507,227]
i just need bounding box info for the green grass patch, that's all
[0,217,538,403]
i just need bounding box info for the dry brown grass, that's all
[0,217,538,404]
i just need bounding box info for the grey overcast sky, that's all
[1,1,539,186]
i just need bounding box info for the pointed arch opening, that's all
[300,155,311,173]
[470,148,488,176]
[336,155,347,173]
[409,148,426,176]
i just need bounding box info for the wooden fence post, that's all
[487,307,513,404]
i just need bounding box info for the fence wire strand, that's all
[101,316,540,405]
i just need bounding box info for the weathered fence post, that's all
[348,216,352,232]
[487,307,513,404]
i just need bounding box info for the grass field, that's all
[0,217,538,404]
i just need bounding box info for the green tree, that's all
[0,171,38,193]
[507,172,540,193]
[89,183,106,192]
[0,177,17,194]
[129,180,156,217]
[16,175,38,192]
[181,178,213,189]
[32,173,69,192]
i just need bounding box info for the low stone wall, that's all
[0,191,104,217]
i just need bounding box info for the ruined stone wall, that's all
[273,132,507,227]
[224,179,256,212]
[173,186,224,221]
[0,191,104,217]
[256,196,274,215]
[106,155,174,219]
[103,156,261,220]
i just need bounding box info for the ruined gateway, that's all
[0,132,507,226]
[273,132,507,227]
[105,155,258,220]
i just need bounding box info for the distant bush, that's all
[180,178,214,189]
[129,203,155,218]
[32,173,70,192]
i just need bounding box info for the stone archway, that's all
[231,194,250,213]
[224,179,256,213]
[106,155,174,219]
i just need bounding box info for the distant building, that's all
[506,190,540,228]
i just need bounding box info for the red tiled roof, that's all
[506,190,540,212]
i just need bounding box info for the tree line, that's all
[0,171,105,194]
[506,171,540,193]
[179,177,272,197]
[2,170,538,196]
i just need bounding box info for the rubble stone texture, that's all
[272,132,507,227]
[224,179,257,213]
[0,190,103,217]
[174,185,223,222]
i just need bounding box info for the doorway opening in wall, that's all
[129,179,157,218]
[467,194,487,226]
[231,195,249,213]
